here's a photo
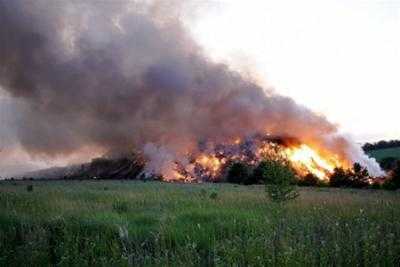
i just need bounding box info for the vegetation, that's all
[259,160,299,203]
[329,163,370,189]
[363,139,400,152]
[226,159,298,188]
[367,147,400,162]
[112,200,130,214]
[297,173,319,187]
[363,140,400,173]
[379,157,399,171]
[226,162,252,184]
[0,180,400,266]
[382,161,400,190]
[26,184,34,192]
[221,158,394,190]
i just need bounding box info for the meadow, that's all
[0,180,400,266]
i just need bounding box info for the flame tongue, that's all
[284,144,338,180]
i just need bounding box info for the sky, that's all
[189,0,400,142]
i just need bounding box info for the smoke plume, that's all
[0,0,382,178]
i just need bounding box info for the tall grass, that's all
[0,180,399,266]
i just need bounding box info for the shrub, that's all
[382,161,400,190]
[226,162,251,184]
[392,161,400,186]
[263,160,299,203]
[382,179,397,190]
[26,185,34,192]
[250,161,270,185]
[330,167,352,187]
[297,173,319,187]
[316,180,330,187]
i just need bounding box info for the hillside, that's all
[367,146,400,161]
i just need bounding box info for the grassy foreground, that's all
[0,180,400,266]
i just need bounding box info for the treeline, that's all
[225,160,400,191]
[363,139,400,152]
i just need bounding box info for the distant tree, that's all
[330,163,369,188]
[351,163,369,188]
[353,162,362,174]
[362,142,373,152]
[297,173,319,187]
[362,139,400,152]
[329,167,351,187]
[226,162,251,184]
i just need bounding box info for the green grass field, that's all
[367,147,400,161]
[1,180,400,266]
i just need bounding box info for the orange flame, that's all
[195,154,224,177]
[284,144,341,180]
[168,138,348,182]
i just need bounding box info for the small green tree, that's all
[262,160,299,203]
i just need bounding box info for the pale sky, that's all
[189,0,400,142]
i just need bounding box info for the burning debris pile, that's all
[0,0,383,181]
[19,154,145,180]
[146,135,348,182]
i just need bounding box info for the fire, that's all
[195,154,225,178]
[284,144,340,180]
[164,136,348,182]
[234,138,241,145]
[196,155,222,173]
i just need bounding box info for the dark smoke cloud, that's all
[0,0,382,177]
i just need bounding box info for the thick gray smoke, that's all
[0,0,382,178]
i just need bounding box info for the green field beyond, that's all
[367,147,400,161]
[1,180,400,266]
